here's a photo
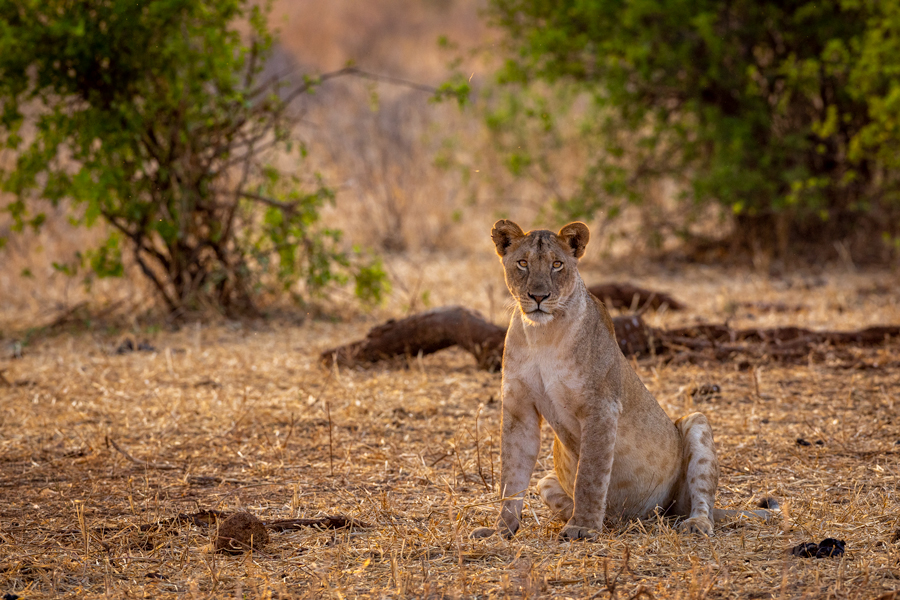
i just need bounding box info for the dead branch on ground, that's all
[321,297,900,370]
[106,436,179,470]
[321,306,651,371]
[265,516,373,531]
[661,323,900,363]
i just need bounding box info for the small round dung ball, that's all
[214,512,269,554]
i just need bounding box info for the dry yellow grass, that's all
[3,3,900,597]
[2,261,900,599]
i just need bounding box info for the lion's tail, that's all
[713,497,780,523]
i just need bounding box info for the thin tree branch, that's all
[219,189,302,213]
[101,211,177,311]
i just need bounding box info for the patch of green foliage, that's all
[485,0,900,256]
[0,0,387,314]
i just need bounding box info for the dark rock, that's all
[815,538,845,558]
[790,542,819,557]
[790,538,846,558]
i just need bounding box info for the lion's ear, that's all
[491,220,525,257]
[557,222,590,259]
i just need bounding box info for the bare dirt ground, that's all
[2,259,900,599]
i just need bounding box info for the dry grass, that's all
[3,4,900,596]
[2,262,900,599]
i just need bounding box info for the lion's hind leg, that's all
[537,472,574,523]
[537,436,576,523]
[674,412,719,535]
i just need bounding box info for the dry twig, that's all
[106,436,179,470]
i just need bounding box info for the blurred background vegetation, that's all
[1,0,899,325]
[485,0,900,262]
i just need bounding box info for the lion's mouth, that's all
[523,306,554,324]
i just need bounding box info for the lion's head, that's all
[491,220,589,326]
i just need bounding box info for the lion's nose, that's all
[529,292,550,305]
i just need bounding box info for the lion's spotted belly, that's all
[604,451,680,519]
[553,431,680,520]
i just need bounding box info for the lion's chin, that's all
[522,309,555,326]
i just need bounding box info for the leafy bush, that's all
[0,0,387,314]
[486,0,900,258]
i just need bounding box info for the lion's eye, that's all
[517,259,528,268]
[552,260,564,269]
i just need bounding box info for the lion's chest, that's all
[503,342,586,450]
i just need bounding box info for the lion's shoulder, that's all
[588,293,617,340]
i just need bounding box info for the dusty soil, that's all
[2,264,900,599]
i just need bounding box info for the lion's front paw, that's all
[470,527,497,539]
[679,515,714,536]
[559,524,600,541]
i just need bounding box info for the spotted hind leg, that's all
[674,412,719,535]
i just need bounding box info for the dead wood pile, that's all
[661,322,900,364]
[321,283,900,370]
[586,282,684,311]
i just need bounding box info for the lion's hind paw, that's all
[470,527,498,539]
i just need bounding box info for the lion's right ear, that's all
[491,220,525,257]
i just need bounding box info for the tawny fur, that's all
[473,220,770,541]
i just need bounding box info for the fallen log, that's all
[321,306,653,371]
[321,307,900,371]
[664,323,900,346]
[322,306,507,371]
[658,324,900,363]
[320,282,682,370]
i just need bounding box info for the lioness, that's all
[473,220,766,541]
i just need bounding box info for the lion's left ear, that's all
[557,222,590,259]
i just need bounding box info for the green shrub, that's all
[486,0,900,258]
[0,0,387,314]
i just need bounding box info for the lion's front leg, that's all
[560,406,619,541]
[471,396,541,539]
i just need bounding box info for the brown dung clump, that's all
[214,512,269,554]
